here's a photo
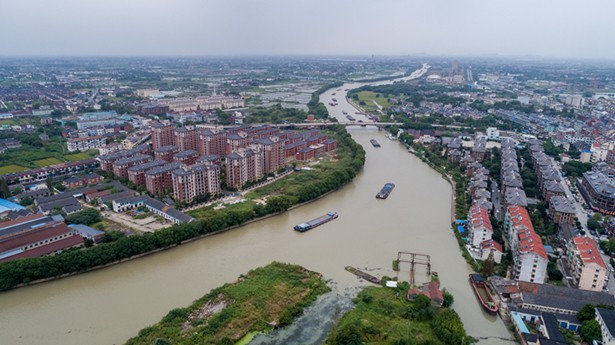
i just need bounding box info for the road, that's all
[490,177,503,222]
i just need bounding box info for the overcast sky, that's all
[1,0,614,59]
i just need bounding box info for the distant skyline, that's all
[1,0,615,60]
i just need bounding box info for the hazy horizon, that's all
[1,0,614,60]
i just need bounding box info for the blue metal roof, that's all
[511,312,530,334]
[0,198,25,213]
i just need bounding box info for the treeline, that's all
[0,125,365,291]
[246,104,308,124]
[307,81,343,119]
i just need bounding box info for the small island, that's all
[326,283,470,345]
[124,262,330,345]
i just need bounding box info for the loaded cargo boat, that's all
[345,266,380,284]
[294,212,338,232]
[370,139,381,147]
[376,183,395,199]
[469,274,498,314]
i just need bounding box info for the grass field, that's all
[34,157,64,167]
[65,153,91,161]
[354,90,392,113]
[0,164,28,175]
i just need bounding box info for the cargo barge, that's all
[469,274,498,314]
[345,266,380,284]
[376,183,395,199]
[370,139,381,147]
[294,212,338,232]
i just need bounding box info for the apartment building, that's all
[154,145,179,162]
[173,150,199,166]
[151,122,174,150]
[127,160,167,186]
[568,236,608,292]
[225,148,264,189]
[505,205,548,284]
[579,171,615,215]
[198,128,225,156]
[252,137,285,174]
[173,126,198,152]
[171,163,221,203]
[112,154,151,179]
[549,196,576,225]
[468,204,493,248]
[145,162,183,196]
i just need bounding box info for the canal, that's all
[0,70,512,345]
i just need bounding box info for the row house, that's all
[157,98,199,112]
[171,163,221,203]
[145,162,184,196]
[154,145,179,162]
[112,154,151,179]
[505,187,528,207]
[505,205,548,284]
[66,135,107,152]
[296,147,316,162]
[173,150,199,166]
[62,173,104,190]
[3,159,100,185]
[284,141,308,160]
[543,180,566,202]
[471,136,488,162]
[127,160,166,186]
[468,204,493,248]
[568,236,608,292]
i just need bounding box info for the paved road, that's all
[490,177,504,222]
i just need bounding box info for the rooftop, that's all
[573,236,607,269]
[597,308,615,338]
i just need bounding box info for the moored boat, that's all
[294,212,338,232]
[469,274,498,314]
[376,183,395,199]
[345,266,380,284]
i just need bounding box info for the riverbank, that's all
[124,262,330,345]
[400,139,480,272]
[0,125,366,292]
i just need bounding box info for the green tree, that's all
[432,308,469,345]
[580,319,602,343]
[0,178,11,199]
[46,178,55,195]
[482,257,495,277]
[65,208,102,226]
[442,289,454,308]
[577,304,596,322]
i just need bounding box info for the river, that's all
[0,67,513,345]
